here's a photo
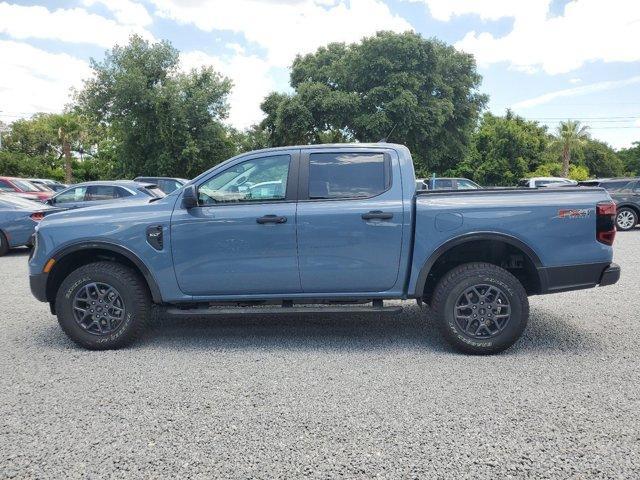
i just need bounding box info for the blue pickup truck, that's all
[28,144,620,354]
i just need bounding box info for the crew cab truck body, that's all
[29,144,620,354]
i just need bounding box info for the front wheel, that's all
[55,261,151,350]
[616,207,637,231]
[431,262,529,354]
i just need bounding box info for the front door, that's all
[296,148,404,293]
[171,151,301,296]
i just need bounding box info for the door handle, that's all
[256,215,287,224]
[361,210,393,220]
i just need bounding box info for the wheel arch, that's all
[46,241,162,306]
[414,232,544,300]
[616,203,640,216]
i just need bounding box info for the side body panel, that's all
[0,210,37,247]
[408,188,615,296]
[30,198,185,301]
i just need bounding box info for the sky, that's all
[0,0,639,149]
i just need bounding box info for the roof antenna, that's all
[378,123,397,143]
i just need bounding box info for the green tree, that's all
[0,112,90,182]
[452,111,550,186]
[579,139,624,178]
[553,120,590,177]
[75,35,234,178]
[261,31,487,175]
[618,141,640,175]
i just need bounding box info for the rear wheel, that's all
[431,262,529,354]
[55,261,151,349]
[616,207,637,231]
[0,231,8,256]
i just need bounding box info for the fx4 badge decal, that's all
[556,208,592,219]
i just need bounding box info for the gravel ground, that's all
[1,234,639,479]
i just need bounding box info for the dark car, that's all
[133,177,188,194]
[578,178,640,231]
[607,179,640,231]
[578,178,637,191]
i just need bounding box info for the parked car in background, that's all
[29,143,619,354]
[578,177,637,192]
[518,177,577,188]
[417,177,481,190]
[0,193,60,256]
[133,177,188,194]
[604,179,640,231]
[28,179,68,192]
[0,176,53,201]
[45,180,165,210]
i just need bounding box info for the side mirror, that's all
[182,185,198,209]
[46,199,54,205]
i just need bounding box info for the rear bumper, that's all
[29,273,48,302]
[538,262,620,294]
[599,263,620,287]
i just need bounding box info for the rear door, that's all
[296,148,404,293]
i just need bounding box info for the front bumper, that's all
[539,262,620,294]
[29,273,48,302]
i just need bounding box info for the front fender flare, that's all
[49,240,163,303]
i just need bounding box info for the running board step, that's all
[165,304,403,317]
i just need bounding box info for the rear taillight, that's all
[596,201,616,245]
[30,212,45,222]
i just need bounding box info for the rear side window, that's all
[308,152,389,199]
[602,180,631,191]
[86,185,118,201]
[433,179,454,190]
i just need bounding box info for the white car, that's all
[518,177,577,188]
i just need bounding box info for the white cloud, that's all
[417,0,640,75]
[181,50,275,129]
[0,41,91,121]
[569,78,582,84]
[512,75,640,109]
[151,0,412,67]
[82,0,153,27]
[0,2,154,48]
[416,0,548,22]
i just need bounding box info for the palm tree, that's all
[553,120,590,177]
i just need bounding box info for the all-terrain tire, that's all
[431,262,529,354]
[55,261,151,350]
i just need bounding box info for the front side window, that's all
[198,155,290,206]
[308,152,388,199]
[157,179,180,193]
[54,187,87,204]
